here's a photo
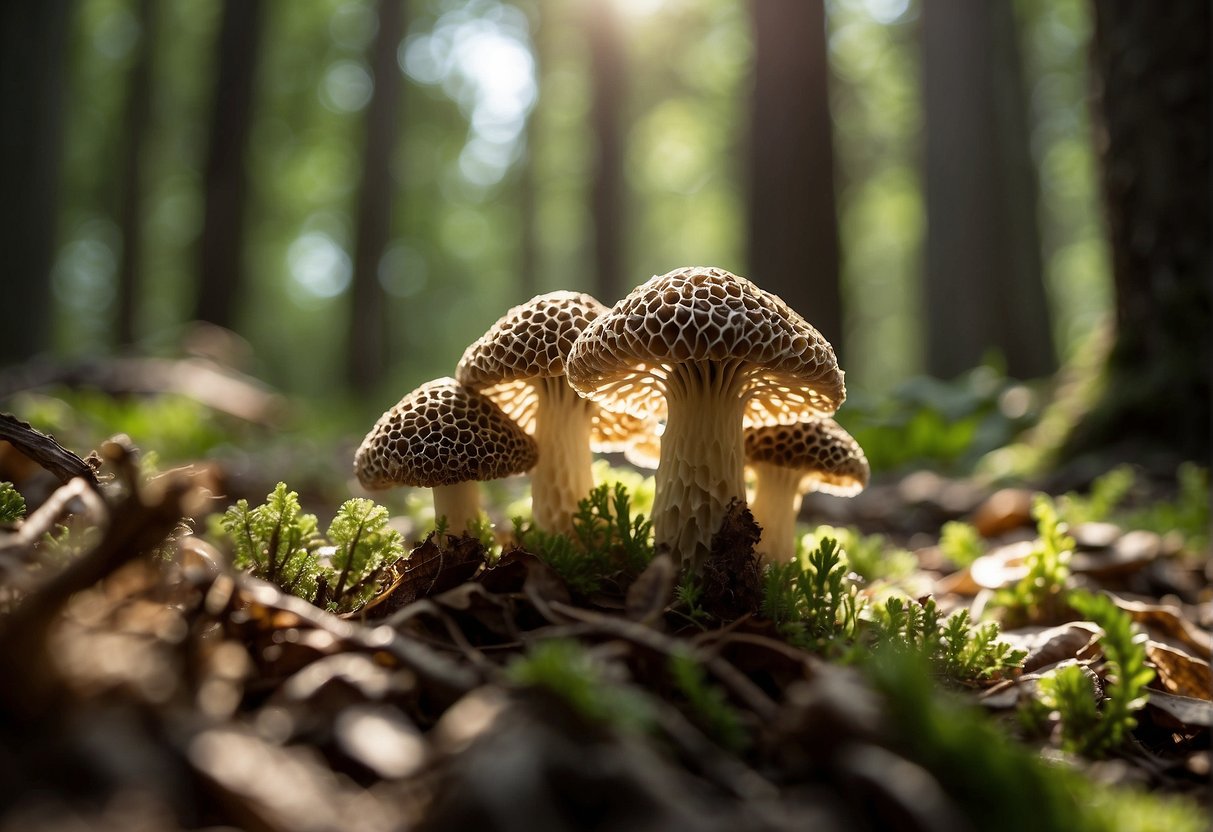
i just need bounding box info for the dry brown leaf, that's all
[1001,622,1103,674]
[1110,596,1212,660]
[625,552,676,624]
[1145,689,1213,729]
[1147,641,1212,700]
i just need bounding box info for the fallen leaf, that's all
[1147,642,1212,700]
[625,553,676,624]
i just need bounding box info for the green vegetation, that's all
[874,597,1025,685]
[991,494,1074,624]
[763,537,862,652]
[0,482,26,524]
[518,483,654,596]
[800,524,917,582]
[506,640,655,736]
[938,520,985,567]
[1034,591,1155,757]
[219,483,403,613]
[668,651,749,753]
[1121,462,1209,551]
[1056,463,1135,525]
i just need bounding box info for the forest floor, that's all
[0,412,1209,832]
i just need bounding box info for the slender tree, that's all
[115,0,156,347]
[921,0,1055,379]
[747,0,843,354]
[348,0,408,395]
[586,0,626,304]
[0,0,71,365]
[1058,1,1210,463]
[193,0,265,330]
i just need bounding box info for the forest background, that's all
[1,0,1208,486]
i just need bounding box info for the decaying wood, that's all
[0,411,99,487]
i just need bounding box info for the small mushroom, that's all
[745,417,869,563]
[566,266,844,569]
[353,378,538,534]
[456,291,648,533]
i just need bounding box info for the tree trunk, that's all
[348,0,407,395]
[586,0,626,304]
[921,0,1055,380]
[115,0,156,348]
[1058,1,1210,464]
[193,0,264,330]
[746,0,843,355]
[0,0,71,365]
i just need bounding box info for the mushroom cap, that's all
[565,266,845,425]
[744,417,869,496]
[354,377,538,490]
[455,290,648,449]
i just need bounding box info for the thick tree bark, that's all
[1059,1,1210,463]
[746,0,843,355]
[921,0,1055,380]
[115,0,156,347]
[0,0,71,365]
[348,0,407,395]
[586,0,627,304]
[193,0,265,330]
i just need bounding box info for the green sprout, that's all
[0,482,26,524]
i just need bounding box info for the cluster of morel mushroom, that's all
[353,266,869,569]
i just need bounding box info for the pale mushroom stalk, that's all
[651,359,749,565]
[431,481,481,534]
[747,462,805,563]
[530,376,595,532]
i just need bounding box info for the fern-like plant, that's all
[938,521,985,567]
[875,597,1025,685]
[668,650,748,752]
[992,494,1073,624]
[321,498,405,613]
[222,483,321,600]
[0,482,26,524]
[763,537,862,652]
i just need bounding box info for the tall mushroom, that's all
[354,378,538,535]
[456,291,648,533]
[745,417,869,563]
[566,266,845,569]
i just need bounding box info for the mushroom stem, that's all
[530,376,595,533]
[653,360,748,570]
[432,481,481,535]
[749,461,805,563]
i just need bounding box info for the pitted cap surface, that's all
[744,417,869,496]
[565,266,845,424]
[354,377,538,490]
[456,290,649,448]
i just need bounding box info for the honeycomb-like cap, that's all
[456,290,648,449]
[566,266,845,424]
[354,378,538,490]
[744,417,869,496]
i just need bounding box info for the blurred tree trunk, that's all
[1058,1,1210,464]
[516,0,542,303]
[116,0,156,348]
[193,0,264,330]
[746,0,843,355]
[348,0,407,395]
[0,0,71,365]
[586,0,626,304]
[921,0,1055,380]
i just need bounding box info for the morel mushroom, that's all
[566,266,844,569]
[745,417,869,563]
[354,378,538,534]
[457,291,648,533]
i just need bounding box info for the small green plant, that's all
[668,650,748,752]
[1057,464,1135,525]
[521,483,654,595]
[938,520,985,567]
[801,524,916,582]
[763,537,863,651]
[0,482,26,523]
[506,640,654,735]
[222,483,322,600]
[1038,589,1149,761]
[672,572,710,626]
[320,498,405,613]
[220,483,404,612]
[874,597,1025,685]
[991,494,1073,624]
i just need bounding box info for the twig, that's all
[0,412,99,487]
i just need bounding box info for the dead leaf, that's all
[1145,690,1213,729]
[1110,596,1212,660]
[625,553,676,624]
[374,532,486,614]
[1001,622,1103,674]
[1147,642,1212,700]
